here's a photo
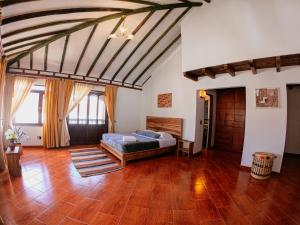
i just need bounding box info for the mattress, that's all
[102,133,176,153]
[102,133,159,153]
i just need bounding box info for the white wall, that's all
[115,87,142,133]
[181,0,300,71]
[142,44,300,172]
[20,85,142,146]
[141,46,198,141]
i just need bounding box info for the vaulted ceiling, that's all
[1,0,209,90]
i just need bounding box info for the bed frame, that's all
[100,116,183,166]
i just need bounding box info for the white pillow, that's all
[156,132,173,139]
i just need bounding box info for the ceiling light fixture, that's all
[108,17,134,40]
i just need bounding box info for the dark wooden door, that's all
[215,88,246,152]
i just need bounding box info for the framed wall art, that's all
[255,88,279,108]
[157,93,172,108]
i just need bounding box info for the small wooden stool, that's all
[6,146,22,177]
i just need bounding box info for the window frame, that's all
[14,90,44,127]
[67,91,107,126]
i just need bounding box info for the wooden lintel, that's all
[249,60,257,75]
[184,72,198,81]
[202,68,215,79]
[276,56,281,72]
[224,64,235,77]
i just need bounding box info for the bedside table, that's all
[6,146,22,177]
[177,139,194,158]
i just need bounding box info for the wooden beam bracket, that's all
[224,64,235,77]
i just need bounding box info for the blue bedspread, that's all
[102,133,159,153]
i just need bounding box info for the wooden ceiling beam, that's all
[276,56,281,72]
[73,25,98,75]
[59,35,70,73]
[184,71,198,81]
[117,0,161,6]
[202,68,215,79]
[249,60,257,74]
[2,19,92,39]
[110,9,172,82]
[224,64,235,77]
[86,17,125,77]
[3,7,132,25]
[3,30,67,48]
[7,67,142,90]
[122,7,191,83]
[3,0,40,6]
[99,11,154,79]
[44,45,48,71]
[4,39,46,53]
[133,34,181,85]
[8,2,202,65]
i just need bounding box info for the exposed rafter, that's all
[133,34,181,85]
[59,35,70,73]
[2,19,92,39]
[9,2,202,65]
[118,0,161,6]
[5,39,46,53]
[73,25,98,75]
[86,17,125,77]
[44,45,48,71]
[122,7,190,83]
[3,7,132,25]
[3,30,67,48]
[3,0,40,6]
[99,11,154,79]
[111,9,172,81]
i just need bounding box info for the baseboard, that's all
[240,165,251,172]
[23,145,44,148]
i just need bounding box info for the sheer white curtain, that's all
[60,83,93,146]
[11,77,36,119]
[2,76,35,147]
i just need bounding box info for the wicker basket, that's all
[251,152,277,180]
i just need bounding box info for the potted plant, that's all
[5,128,17,151]
[5,127,28,152]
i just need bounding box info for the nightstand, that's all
[177,139,194,158]
[6,146,21,177]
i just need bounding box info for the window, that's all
[68,92,106,125]
[14,85,44,125]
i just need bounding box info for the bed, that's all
[100,116,183,166]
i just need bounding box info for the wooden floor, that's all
[0,147,300,225]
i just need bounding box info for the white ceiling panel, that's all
[47,37,66,72]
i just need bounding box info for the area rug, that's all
[69,147,122,177]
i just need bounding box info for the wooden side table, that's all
[6,146,21,177]
[177,139,194,158]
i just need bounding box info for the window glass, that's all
[78,96,88,124]
[98,95,106,124]
[68,106,78,124]
[89,94,98,124]
[15,92,39,124]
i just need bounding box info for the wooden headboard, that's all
[146,116,183,139]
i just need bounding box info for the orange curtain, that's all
[0,57,7,170]
[60,80,74,147]
[43,79,62,148]
[105,85,118,133]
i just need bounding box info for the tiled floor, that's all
[0,147,300,225]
